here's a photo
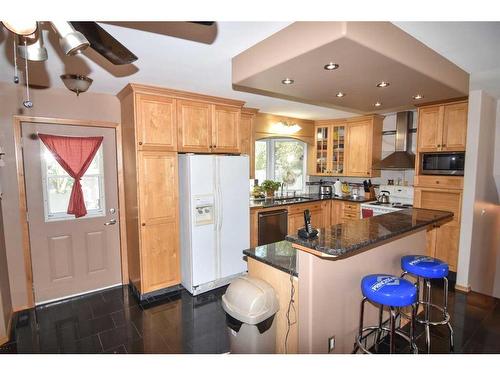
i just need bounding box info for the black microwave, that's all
[420,152,465,176]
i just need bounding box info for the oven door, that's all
[420,152,465,176]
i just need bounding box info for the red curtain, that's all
[39,134,103,218]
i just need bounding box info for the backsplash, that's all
[307,112,417,194]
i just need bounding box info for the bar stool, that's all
[353,274,418,354]
[401,255,454,353]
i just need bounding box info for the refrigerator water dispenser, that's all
[193,195,214,225]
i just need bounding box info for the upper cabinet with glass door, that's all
[331,124,346,175]
[314,124,330,175]
[313,121,347,176]
[310,116,383,177]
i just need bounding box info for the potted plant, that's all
[260,180,281,198]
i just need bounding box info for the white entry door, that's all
[22,122,122,304]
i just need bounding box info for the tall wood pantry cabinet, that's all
[118,85,181,295]
[414,99,468,272]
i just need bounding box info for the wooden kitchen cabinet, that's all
[212,105,240,153]
[177,101,243,153]
[345,119,375,177]
[136,93,177,151]
[342,201,361,222]
[442,102,468,151]
[119,84,184,296]
[414,187,462,271]
[240,108,258,179]
[177,99,212,153]
[416,105,443,152]
[288,202,325,235]
[417,100,468,152]
[330,200,344,225]
[311,115,383,177]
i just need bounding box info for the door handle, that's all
[104,219,117,226]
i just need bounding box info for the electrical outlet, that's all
[328,336,335,352]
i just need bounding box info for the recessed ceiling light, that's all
[324,62,339,71]
[336,92,346,98]
[281,78,294,85]
[374,102,382,107]
[413,94,424,100]
[376,81,390,88]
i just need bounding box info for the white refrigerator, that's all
[178,154,250,295]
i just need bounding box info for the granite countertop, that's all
[250,193,374,209]
[243,241,298,276]
[286,208,453,259]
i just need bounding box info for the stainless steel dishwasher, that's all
[258,209,288,246]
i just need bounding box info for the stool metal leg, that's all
[443,277,455,352]
[374,304,384,352]
[353,297,367,354]
[424,279,432,354]
[410,303,416,352]
[389,307,396,354]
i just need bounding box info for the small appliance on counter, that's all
[333,179,342,197]
[319,184,332,196]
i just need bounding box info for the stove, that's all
[360,185,414,217]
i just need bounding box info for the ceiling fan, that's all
[2,21,216,65]
[1,21,216,106]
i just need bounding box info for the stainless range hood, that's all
[373,111,416,170]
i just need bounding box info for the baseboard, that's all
[13,304,32,313]
[455,283,471,293]
[0,309,13,346]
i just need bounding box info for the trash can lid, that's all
[222,276,279,325]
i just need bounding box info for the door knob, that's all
[104,219,117,226]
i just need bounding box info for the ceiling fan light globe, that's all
[2,21,37,36]
[60,74,93,96]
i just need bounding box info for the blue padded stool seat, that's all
[361,274,417,308]
[401,255,449,279]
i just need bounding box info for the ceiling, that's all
[0,21,356,120]
[1,21,499,121]
[394,22,500,98]
[232,22,469,114]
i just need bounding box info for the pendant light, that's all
[60,74,93,96]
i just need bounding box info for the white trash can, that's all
[222,276,279,354]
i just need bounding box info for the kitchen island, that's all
[243,208,453,354]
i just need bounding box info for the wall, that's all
[0,81,121,310]
[456,90,500,296]
[0,199,12,343]
[307,111,417,192]
[254,112,315,144]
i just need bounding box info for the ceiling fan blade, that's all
[70,21,138,65]
[102,21,218,45]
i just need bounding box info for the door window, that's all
[41,143,106,221]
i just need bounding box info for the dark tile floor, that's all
[0,285,229,354]
[1,280,500,354]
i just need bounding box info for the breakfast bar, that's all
[244,208,453,354]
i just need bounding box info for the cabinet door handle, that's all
[213,145,217,148]
[437,144,441,148]
[209,145,213,149]
[138,141,143,146]
[141,223,146,227]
